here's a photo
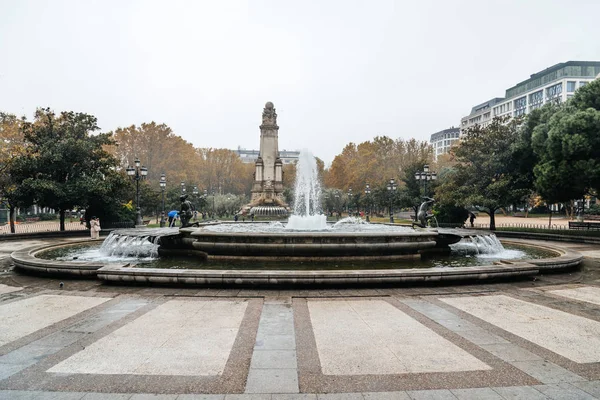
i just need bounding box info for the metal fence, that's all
[0,221,88,235]
[472,223,568,230]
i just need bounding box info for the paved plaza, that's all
[1,238,600,398]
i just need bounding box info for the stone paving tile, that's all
[81,394,133,400]
[454,328,509,346]
[244,369,299,394]
[511,360,585,384]
[363,392,411,399]
[129,395,178,400]
[254,334,295,350]
[175,395,225,400]
[449,388,504,400]
[533,383,597,399]
[316,394,364,399]
[0,390,86,399]
[225,395,272,400]
[272,395,317,400]
[0,363,28,380]
[250,350,297,369]
[406,389,458,399]
[479,343,543,362]
[491,386,548,399]
[572,381,600,397]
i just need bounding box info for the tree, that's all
[436,117,528,230]
[531,80,600,221]
[0,112,27,233]
[13,109,119,230]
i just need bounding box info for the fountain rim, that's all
[10,237,583,286]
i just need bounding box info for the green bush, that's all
[586,204,600,215]
[434,205,469,224]
[497,227,600,237]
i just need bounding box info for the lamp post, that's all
[387,178,397,223]
[159,174,166,227]
[180,181,186,194]
[192,186,199,220]
[364,183,371,223]
[126,157,148,227]
[414,164,437,197]
[347,188,353,216]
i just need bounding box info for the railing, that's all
[0,220,135,235]
[472,223,569,230]
[0,221,88,235]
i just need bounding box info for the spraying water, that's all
[286,150,328,230]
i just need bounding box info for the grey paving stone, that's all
[244,369,298,394]
[225,395,272,400]
[450,388,503,400]
[254,335,296,350]
[491,386,548,399]
[316,394,364,400]
[480,343,543,362]
[272,395,317,400]
[34,331,86,348]
[250,350,297,369]
[511,360,585,384]
[0,391,85,400]
[0,363,29,380]
[256,322,295,336]
[130,395,178,400]
[0,344,60,365]
[406,390,458,399]
[82,393,133,399]
[533,383,597,400]
[572,381,600,398]
[455,328,509,345]
[176,395,225,400]
[363,392,411,399]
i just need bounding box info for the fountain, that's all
[9,102,581,285]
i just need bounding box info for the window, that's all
[514,96,527,117]
[567,81,577,92]
[546,82,563,102]
[529,90,543,110]
[580,81,588,87]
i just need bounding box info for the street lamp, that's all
[347,188,353,216]
[365,183,372,223]
[159,173,166,227]
[387,178,397,223]
[181,181,186,194]
[126,157,148,227]
[415,164,437,197]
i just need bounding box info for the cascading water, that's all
[451,233,524,259]
[286,150,328,230]
[99,231,160,258]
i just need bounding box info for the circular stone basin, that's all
[158,220,447,260]
[36,240,557,270]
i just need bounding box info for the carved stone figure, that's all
[412,197,436,228]
[261,101,277,125]
[179,194,196,228]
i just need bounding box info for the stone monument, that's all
[243,102,289,217]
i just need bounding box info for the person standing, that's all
[90,216,101,239]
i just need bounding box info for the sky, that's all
[1,0,600,165]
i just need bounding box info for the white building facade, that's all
[430,127,460,159]
[461,61,600,133]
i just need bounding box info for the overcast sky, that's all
[1,0,599,165]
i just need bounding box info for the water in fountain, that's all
[451,234,524,259]
[100,231,160,258]
[286,150,328,230]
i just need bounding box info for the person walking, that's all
[90,216,101,239]
[469,212,476,228]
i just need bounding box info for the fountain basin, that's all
[157,227,444,260]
